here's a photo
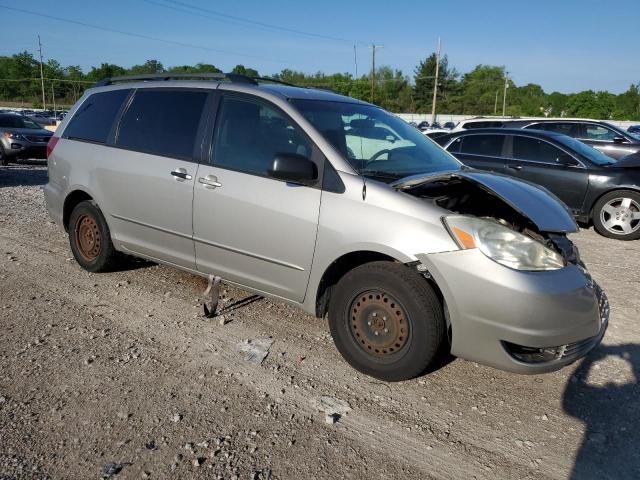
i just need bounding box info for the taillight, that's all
[46,136,59,159]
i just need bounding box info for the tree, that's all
[128,59,164,75]
[86,63,127,82]
[231,64,258,77]
[413,53,458,113]
[457,65,506,115]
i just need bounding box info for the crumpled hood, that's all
[392,170,578,233]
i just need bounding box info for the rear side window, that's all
[212,96,311,177]
[460,134,504,156]
[117,89,208,160]
[582,124,618,141]
[512,136,564,163]
[64,90,130,143]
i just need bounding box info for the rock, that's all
[192,457,205,467]
[314,396,352,418]
[101,462,125,478]
[541,414,549,421]
[171,413,182,423]
[145,440,156,450]
[325,413,339,424]
[237,338,274,365]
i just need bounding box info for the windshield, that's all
[291,100,461,181]
[0,115,42,129]
[556,135,616,166]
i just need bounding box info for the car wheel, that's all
[328,261,446,381]
[0,146,8,166]
[593,190,640,241]
[68,201,120,272]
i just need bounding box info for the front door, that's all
[579,123,634,160]
[192,93,322,301]
[504,134,589,213]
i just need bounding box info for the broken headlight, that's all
[443,215,565,271]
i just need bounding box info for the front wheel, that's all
[593,190,640,241]
[328,261,446,381]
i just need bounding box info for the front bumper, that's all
[1,137,49,159]
[416,249,608,374]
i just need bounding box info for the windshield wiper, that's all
[360,170,403,181]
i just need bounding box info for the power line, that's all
[142,0,365,44]
[0,5,286,65]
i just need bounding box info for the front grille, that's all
[25,135,51,143]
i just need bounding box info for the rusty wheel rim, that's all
[74,214,101,262]
[349,290,410,357]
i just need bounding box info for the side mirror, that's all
[556,153,579,166]
[268,153,318,184]
[613,136,628,144]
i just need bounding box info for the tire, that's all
[592,190,640,241]
[328,261,446,381]
[0,146,8,166]
[68,201,120,272]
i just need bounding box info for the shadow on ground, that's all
[0,163,48,188]
[564,343,640,479]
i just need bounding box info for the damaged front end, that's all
[392,170,581,266]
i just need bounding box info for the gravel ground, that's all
[1,162,639,480]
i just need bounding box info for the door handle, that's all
[506,164,523,171]
[171,168,192,181]
[198,175,222,189]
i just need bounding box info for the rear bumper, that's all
[416,249,608,374]
[43,181,65,228]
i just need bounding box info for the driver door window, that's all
[212,97,311,176]
[582,125,617,142]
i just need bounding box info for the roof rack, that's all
[93,72,299,89]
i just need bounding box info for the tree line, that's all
[1,51,639,120]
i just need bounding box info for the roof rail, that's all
[250,76,296,87]
[92,72,259,88]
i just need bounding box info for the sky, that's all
[1,0,639,94]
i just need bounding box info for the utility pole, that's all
[370,44,383,103]
[51,83,56,116]
[354,45,358,78]
[37,35,46,110]
[431,37,441,124]
[502,74,509,117]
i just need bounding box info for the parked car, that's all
[0,113,53,165]
[443,121,456,130]
[27,111,57,127]
[502,118,640,160]
[430,121,442,129]
[44,73,608,380]
[628,125,640,135]
[451,118,515,131]
[436,128,640,240]
[417,121,430,131]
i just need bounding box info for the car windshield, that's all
[291,100,461,181]
[556,135,616,166]
[0,115,41,129]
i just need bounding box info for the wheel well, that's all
[314,251,396,318]
[589,188,640,220]
[63,190,93,231]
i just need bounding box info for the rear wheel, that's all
[328,261,446,381]
[593,190,640,241]
[68,201,120,272]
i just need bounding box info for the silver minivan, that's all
[44,73,608,381]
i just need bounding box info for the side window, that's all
[460,134,504,156]
[530,122,580,137]
[212,96,311,177]
[446,137,462,153]
[512,136,564,163]
[582,124,617,141]
[117,89,208,160]
[63,89,130,143]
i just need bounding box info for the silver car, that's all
[0,113,53,165]
[44,73,608,381]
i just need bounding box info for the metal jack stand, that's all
[203,275,221,318]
